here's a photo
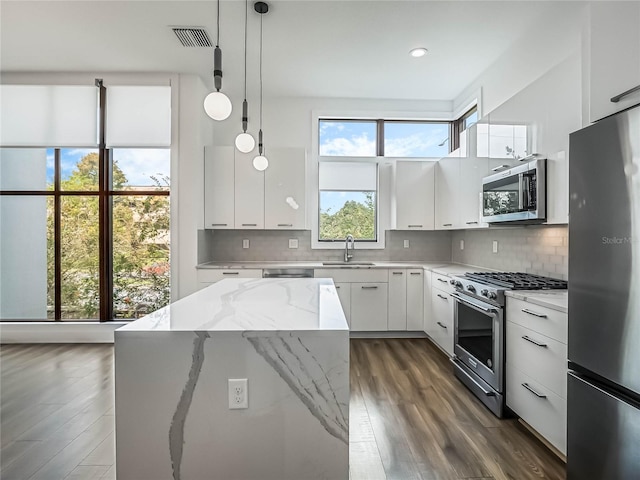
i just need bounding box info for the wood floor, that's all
[0,339,565,480]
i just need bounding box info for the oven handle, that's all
[450,359,496,396]
[451,293,499,315]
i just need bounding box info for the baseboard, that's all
[518,418,567,463]
[349,331,428,339]
[0,322,126,344]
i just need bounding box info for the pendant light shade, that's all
[235,0,256,152]
[253,1,269,171]
[204,0,232,121]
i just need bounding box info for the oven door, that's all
[452,293,504,393]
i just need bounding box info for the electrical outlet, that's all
[460,240,464,250]
[242,239,249,249]
[228,378,248,409]
[492,240,498,253]
[403,239,410,248]
[288,238,298,249]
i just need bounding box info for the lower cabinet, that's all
[427,282,454,356]
[333,282,351,327]
[351,283,388,331]
[406,269,424,331]
[196,268,263,290]
[388,270,407,330]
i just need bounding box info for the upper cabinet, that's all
[588,2,640,123]
[264,148,307,230]
[204,146,306,230]
[391,161,436,230]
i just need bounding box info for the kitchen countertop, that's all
[118,277,348,332]
[505,290,568,313]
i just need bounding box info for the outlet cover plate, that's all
[289,238,299,249]
[492,240,498,253]
[228,378,248,409]
[403,239,410,248]
[242,239,249,249]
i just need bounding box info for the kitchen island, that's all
[114,277,349,480]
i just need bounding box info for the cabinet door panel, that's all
[434,157,458,230]
[234,152,264,229]
[388,270,407,330]
[204,146,234,229]
[334,282,351,327]
[264,148,306,229]
[458,157,488,228]
[406,269,424,331]
[428,287,454,356]
[394,161,435,230]
[351,283,388,332]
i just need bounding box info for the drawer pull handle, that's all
[522,382,547,398]
[222,272,239,275]
[361,286,378,290]
[522,308,547,318]
[611,84,640,103]
[436,321,447,329]
[522,335,548,348]
[408,224,423,228]
[437,278,448,283]
[392,272,403,275]
[410,272,421,275]
[242,223,258,227]
[335,286,340,289]
[437,294,448,300]
[442,223,453,227]
[211,223,228,226]
[277,223,293,227]
[465,221,478,225]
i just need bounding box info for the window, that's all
[319,120,377,157]
[452,106,478,150]
[384,121,450,157]
[0,83,171,322]
[318,162,377,241]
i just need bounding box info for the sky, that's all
[46,148,170,188]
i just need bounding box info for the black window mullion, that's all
[54,149,62,322]
[377,119,384,157]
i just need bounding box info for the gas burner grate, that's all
[465,272,567,290]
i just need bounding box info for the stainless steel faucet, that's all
[344,234,355,262]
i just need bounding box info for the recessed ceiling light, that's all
[409,47,428,58]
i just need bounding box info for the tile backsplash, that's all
[451,225,568,280]
[201,229,453,263]
[199,225,568,280]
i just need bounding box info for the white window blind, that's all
[0,85,98,147]
[106,86,171,147]
[319,162,377,191]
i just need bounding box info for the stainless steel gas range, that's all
[449,272,567,417]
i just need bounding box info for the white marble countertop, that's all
[505,290,568,313]
[117,278,348,332]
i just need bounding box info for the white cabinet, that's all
[234,152,265,229]
[506,297,568,454]
[435,156,487,230]
[351,283,388,331]
[423,270,432,332]
[588,2,640,123]
[196,268,263,290]
[204,146,235,229]
[334,282,351,327]
[426,273,455,356]
[264,148,306,230]
[391,161,436,230]
[388,270,407,330]
[406,269,424,331]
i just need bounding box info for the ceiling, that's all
[0,0,584,102]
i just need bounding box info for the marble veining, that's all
[169,331,210,480]
[244,332,349,444]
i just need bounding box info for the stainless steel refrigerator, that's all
[568,103,640,479]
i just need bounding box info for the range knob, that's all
[455,280,463,288]
[489,292,498,300]
[466,285,476,293]
[481,289,489,297]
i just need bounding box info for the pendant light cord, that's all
[259,12,263,133]
[244,0,248,100]
[216,0,220,47]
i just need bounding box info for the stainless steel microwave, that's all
[481,158,546,224]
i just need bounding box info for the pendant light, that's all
[252,1,269,171]
[203,0,232,121]
[235,0,256,153]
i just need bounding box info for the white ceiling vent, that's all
[171,27,213,47]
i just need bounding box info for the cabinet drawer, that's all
[506,365,567,454]
[351,283,388,331]
[431,273,454,294]
[196,269,263,284]
[506,297,567,343]
[318,268,388,284]
[506,321,567,398]
[429,287,454,356]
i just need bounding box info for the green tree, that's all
[319,192,376,240]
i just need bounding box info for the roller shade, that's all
[0,85,98,147]
[106,86,171,147]
[319,162,377,191]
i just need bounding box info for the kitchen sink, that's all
[322,261,376,266]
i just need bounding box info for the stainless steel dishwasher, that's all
[262,268,314,278]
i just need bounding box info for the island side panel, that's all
[115,329,349,480]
